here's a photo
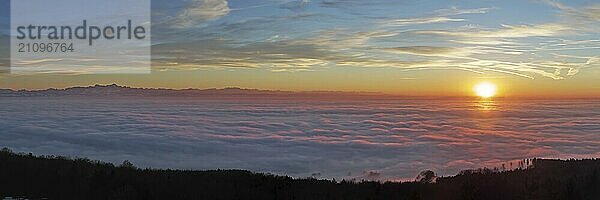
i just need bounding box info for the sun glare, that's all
[474,82,497,98]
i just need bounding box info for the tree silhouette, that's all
[1,148,599,200]
[119,160,136,169]
[416,170,437,183]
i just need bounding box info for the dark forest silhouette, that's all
[1,148,599,200]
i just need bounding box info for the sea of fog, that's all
[1,97,599,181]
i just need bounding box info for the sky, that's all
[1,0,599,97]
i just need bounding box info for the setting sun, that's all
[474,82,497,98]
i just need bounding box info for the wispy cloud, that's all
[417,23,571,39]
[152,37,337,71]
[433,7,492,16]
[540,0,600,22]
[169,0,230,28]
[382,7,491,26]
[386,17,465,26]
[383,46,470,58]
[280,0,311,12]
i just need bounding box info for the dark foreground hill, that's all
[0,148,599,200]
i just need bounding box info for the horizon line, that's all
[2,83,599,100]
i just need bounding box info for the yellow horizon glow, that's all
[474,82,497,98]
[3,69,600,98]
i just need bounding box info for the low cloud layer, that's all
[1,97,599,181]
